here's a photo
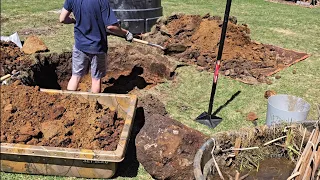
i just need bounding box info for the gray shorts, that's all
[72,46,107,79]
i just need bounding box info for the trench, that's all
[17,53,155,93]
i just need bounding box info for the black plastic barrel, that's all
[109,0,163,34]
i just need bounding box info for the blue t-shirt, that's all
[63,0,118,54]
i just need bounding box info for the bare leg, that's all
[91,78,101,93]
[67,75,81,91]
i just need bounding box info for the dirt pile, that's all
[0,41,33,77]
[145,14,308,84]
[1,83,124,151]
[135,94,208,180]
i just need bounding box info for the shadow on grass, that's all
[112,107,145,178]
[213,90,241,116]
[195,91,241,128]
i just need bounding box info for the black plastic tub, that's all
[109,0,163,34]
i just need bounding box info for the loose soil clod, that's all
[22,36,49,54]
[264,90,277,99]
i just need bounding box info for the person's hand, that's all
[125,31,133,42]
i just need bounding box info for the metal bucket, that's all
[266,94,310,126]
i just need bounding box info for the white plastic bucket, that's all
[266,94,310,126]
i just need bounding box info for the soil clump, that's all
[145,14,309,84]
[22,36,49,54]
[1,83,124,151]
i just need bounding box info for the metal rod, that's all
[207,0,233,116]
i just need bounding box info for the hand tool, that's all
[108,32,187,54]
[195,0,233,128]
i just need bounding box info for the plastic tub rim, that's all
[268,94,311,113]
[0,89,138,163]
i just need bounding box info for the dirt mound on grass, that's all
[1,83,124,151]
[145,14,309,84]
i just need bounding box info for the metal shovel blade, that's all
[148,43,166,50]
[195,112,222,129]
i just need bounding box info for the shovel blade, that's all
[195,112,222,129]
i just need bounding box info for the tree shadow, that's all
[112,107,145,178]
[103,66,152,94]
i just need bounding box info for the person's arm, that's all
[106,23,128,37]
[106,23,133,42]
[59,8,76,24]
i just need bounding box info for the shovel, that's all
[195,0,233,128]
[133,38,187,54]
[131,38,166,50]
[108,32,187,54]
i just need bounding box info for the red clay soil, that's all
[0,41,33,77]
[145,14,309,84]
[1,83,124,151]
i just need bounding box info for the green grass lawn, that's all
[1,0,319,179]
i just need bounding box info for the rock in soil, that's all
[22,36,48,54]
[136,94,208,180]
[1,84,124,151]
[246,112,258,122]
[264,90,277,99]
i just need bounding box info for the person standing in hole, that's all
[59,0,133,93]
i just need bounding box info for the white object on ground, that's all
[266,94,310,126]
[1,32,23,48]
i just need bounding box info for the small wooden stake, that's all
[234,138,242,156]
[299,128,307,155]
[235,170,240,180]
[263,135,287,146]
[239,173,249,180]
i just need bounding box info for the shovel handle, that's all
[133,38,166,50]
[0,74,11,81]
[132,38,149,45]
